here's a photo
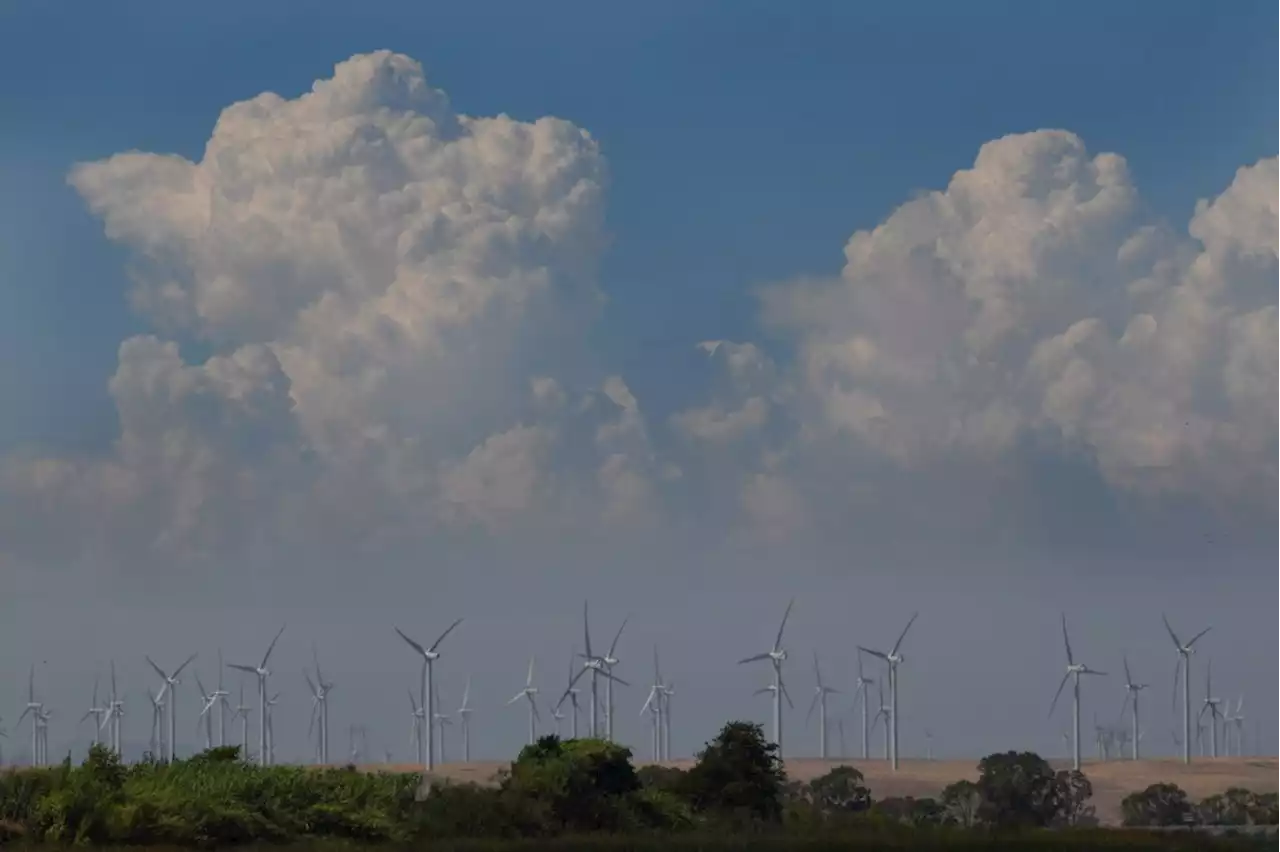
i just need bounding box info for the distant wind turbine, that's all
[229,625,285,767]
[1119,655,1148,760]
[738,598,795,755]
[806,651,840,760]
[508,656,541,745]
[858,612,918,771]
[1048,614,1105,771]
[394,618,463,771]
[1163,613,1210,765]
[146,652,198,762]
[457,677,474,762]
[850,654,875,760]
[558,605,629,739]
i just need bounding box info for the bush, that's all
[682,721,786,824]
[1121,782,1193,827]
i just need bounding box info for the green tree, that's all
[940,779,981,827]
[807,766,872,813]
[1120,782,1192,827]
[974,750,1080,828]
[1051,769,1096,826]
[683,721,786,824]
[502,735,655,832]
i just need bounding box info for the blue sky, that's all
[0,2,1275,767]
[1,0,1274,451]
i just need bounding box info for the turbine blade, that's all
[228,664,257,674]
[805,692,820,726]
[1171,657,1183,714]
[607,615,629,659]
[774,597,794,651]
[779,676,795,709]
[394,627,427,658]
[891,611,918,656]
[526,655,536,687]
[260,624,287,669]
[195,674,208,698]
[738,653,772,665]
[1082,667,1107,677]
[1161,613,1182,649]
[429,617,464,653]
[1185,626,1211,649]
[1123,655,1133,686]
[145,655,169,681]
[601,669,630,687]
[1060,614,1075,666]
[582,600,593,660]
[174,652,198,678]
[1048,671,1071,718]
[305,671,318,695]
[858,646,889,662]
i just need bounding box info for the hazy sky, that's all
[1,1,1275,767]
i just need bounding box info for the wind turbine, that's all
[1162,613,1210,765]
[147,688,165,758]
[146,652,197,762]
[639,646,667,760]
[806,651,840,760]
[869,678,890,760]
[858,611,917,770]
[560,605,629,739]
[457,677,473,762]
[79,676,108,749]
[35,707,52,766]
[850,654,875,760]
[265,693,280,765]
[553,652,582,739]
[195,674,216,750]
[1197,661,1223,758]
[599,615,629,742]
[210,651,231,748]
[394,617,463,771]
[508,656,541,746]
[654,647,674,760]
[738,598,795,755]
[18,665,43,767]
[1048,614,1106,771]
[1119,655,1148,760]
[408,688,426,763]
[430,681,453,763]
[228,624,285,768]
[1225,696,1245,757]
[232,680,252,758]
[304,644,333,764]
[103,662,124,755]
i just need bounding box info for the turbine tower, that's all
[431,681,452,763]
[147,688,165,758]
[408,688,426,764]
[1163,613,1210,765]
[103,662,125,756]
[1119,655,1148,760]
[195,674,217,750]
[1048,614,1106,771]
[394,617,463,772]
[639,646,667,760]
[560,604,628,738]
[457,677,473,762]
[146,652,197,762]
[232,680,252,758]
[850,654,875,760]
[210,651,231,747]
[305,650,334,764]
[806,652,840,759]
[508,656,541,746]
[655,648,674,760]
[553,653,582,740]
[858,612,917,771]
[738,598,795,755]
[600,615,628,742]
[228,624,286,767]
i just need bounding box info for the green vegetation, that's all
[0,724,1273,849]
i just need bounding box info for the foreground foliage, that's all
[0,728,1273,847]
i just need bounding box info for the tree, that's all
[683,721,786,823]
[1051,769,1096,827]
[1120,782,1192,827]
[974,751,1085,828]
[807,766,872,814]
[941,779,981,827]
[501,735,652,832]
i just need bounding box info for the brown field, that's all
[367,756,1279,826]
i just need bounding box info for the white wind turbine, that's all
[738,598,795,756]
[146,652,197,762]
[457,677,473,762]
[1119,655,1148,760]
[304,643,334,764]
[195,674,217,750]
[599,615,629,742]
[80,676,108,749]
[1197,660,1223,758]
[508,656,541,746]
[18,665,43,767]
[553,652,582,740]
[655,647,674,760]
[394,617,463,772]
[560,604,629,739]
[431,681,453,762]
[265,692,280,765]
[869,679,891,760]
[1163,613,1210,765]
[228,624,286,768]
[147,688,165,758]
[806,652,840,760]
[408,688,426,763]
[858,611,917,771]
[850,654,875,760]
[210,651,231,748]
[35,707,52,765]
[232,680,252,758]
[1048,614,1106,771]
[102,662,125,756]
[639,646,667,760]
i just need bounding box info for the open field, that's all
[368,756,1279,826]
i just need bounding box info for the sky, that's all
[0,1,1275,767]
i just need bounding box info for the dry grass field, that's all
[367,756,1278,826]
